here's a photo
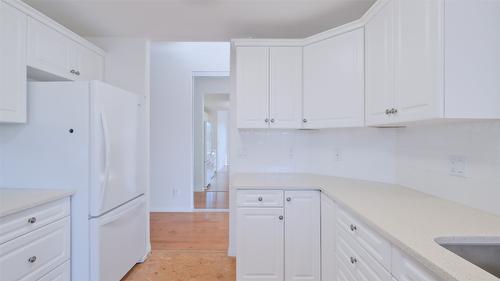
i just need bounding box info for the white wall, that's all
[150,42,230,211]
[396,120,500,216]
[217,110,229,170]
[87,37,151,97]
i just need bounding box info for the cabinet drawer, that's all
[237,190,283,207]
[37,261,70,281]
[0,198,70,244]
[337,205,392,271]
[392,247,440,281]
[0,217,70,281]
[337,228,392,281]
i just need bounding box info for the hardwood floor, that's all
[122,212,235,281]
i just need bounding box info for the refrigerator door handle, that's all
[100,112,111,209]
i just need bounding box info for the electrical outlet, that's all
[448,155,467,177]
[172,188,179,197]
[288,148,294,159]
[334,149,342,162]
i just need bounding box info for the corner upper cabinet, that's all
[303,28,365,128]
[27,17,104,81]
[236,46,302,129]
[365,0,500,126]
[0,1,27,123]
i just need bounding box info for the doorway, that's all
[192,75,230,210]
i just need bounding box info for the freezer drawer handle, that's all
[27,217,37,224]
[27,256,37,263]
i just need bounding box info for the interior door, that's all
[284,191,321,281]
[90,81,144,217]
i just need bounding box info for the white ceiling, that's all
[24,0,375,41]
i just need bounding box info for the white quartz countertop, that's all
[231,173,500,281]
[0,188,74,218]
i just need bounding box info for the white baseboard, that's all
[149,207,194,212]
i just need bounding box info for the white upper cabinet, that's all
[365,0,395,125]
[28,17,104,81]
[365,0,500,126]
[0,1,27,123]
[27,17,73,80]
[269,47,303,129]
[303,28,365,128]
[236,47,270,129]
[393,0,443,123]
[236,46,302,129]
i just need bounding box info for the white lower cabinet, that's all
[321,193,337,281]
[237,189,320,281]
[0,198,71,281]
[37,261,70,281]
[392,247,440,281]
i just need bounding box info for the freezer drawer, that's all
[37,261,70,281]
[90,196,147,281]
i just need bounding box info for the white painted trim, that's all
[4,0,106,56]
[149,207,194,212]
[192,208,230,213]
[193,71,230,77]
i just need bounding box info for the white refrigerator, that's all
[0,81,148,281]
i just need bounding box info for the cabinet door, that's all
[236,47,270,128]
[27,17,73,80]
[303,30,365,128]
[269,47,302,129]
[0,2,27,123]
[284,191,320,281]
[69,43,104,81]
[394,0,444,122]
[365,0,396,126]
[321,193,338,281]
[237,208,284,281]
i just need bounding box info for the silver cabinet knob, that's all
[302,118,308,123]
[279,215,284,220]
[286,197,291,202]
[258,196,263,202]
[27,217,37,224]
[270,118,275,123]
[265,118,270,123]
[350,224,357,231]
[28,256,37,263]
[350,257,357,264]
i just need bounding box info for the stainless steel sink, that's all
[435,237,500,278]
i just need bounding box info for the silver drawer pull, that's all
[279,215,284,220]
[350,256,357,264]
[258,196,263,202]
[286,197,291,202]
[27,217,37,224]
[350,224,357,231]
[28,256,37,263]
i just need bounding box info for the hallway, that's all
[122,212,235,281]
[194,169,229,209]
